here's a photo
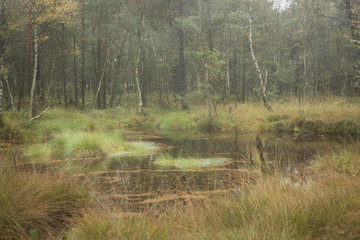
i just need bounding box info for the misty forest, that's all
[0,0,360,239]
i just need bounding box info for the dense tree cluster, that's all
[0,0,359,118]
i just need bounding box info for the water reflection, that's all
[7,130,354,211]
[75,130,348,211]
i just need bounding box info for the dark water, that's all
[76,130,349,211]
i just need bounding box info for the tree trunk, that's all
[177,0,189,111]
[141,44,147,107]
[102,34,107,109]
[92,49,108,109]
[242,33,246,103]
[46,56,55,106]
[29,28,38,118]
[61,33,68,109]
[96,4,102,109]
[134,14,145,114]
[110,36,127,107]
[4,78,15,112]
[248,2,273,112]
[295,39,302,105]
[0,79,2,121]
[225,53,230,96]
[205,60,212,120]
[81,0,85,107]
[0,0,5,120]
[135,47,143,114]
[26,20,32,97]
[73,34,78,106]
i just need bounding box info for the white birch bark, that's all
[29,28,38,118]
[92,52,108,109]
[135,14,145,114]
[248,2,273,112]
[205,60,212,120]
[4,77,15,111]
[135,47,143,114]
[225,53,230,96]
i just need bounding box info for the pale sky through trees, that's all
[272,0,290,10]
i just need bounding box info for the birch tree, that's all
[0,0,5,122]
[19,0,77,118]
[248,0,273,112]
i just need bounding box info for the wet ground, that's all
[1,130,352,212]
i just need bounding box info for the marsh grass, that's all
[67,142,360,239]
[122,97,360,134]
[33,108,123,140]
[0,111,33,142]
[23,143,53,161]
[312,141,360,176]
[52,131,127,158]
[67,211,169,240]
[0,169,96,239]
[68,174,360,240]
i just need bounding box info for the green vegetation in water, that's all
[63,142,161,174]
[21,108,163,161]
[154,153,230,169]
[3,139,360,239]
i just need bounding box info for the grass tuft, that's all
[53,131,126,158]
[0,170,95,239]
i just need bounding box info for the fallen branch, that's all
[29,106,50,122]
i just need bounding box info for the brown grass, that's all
[0,169,96,239]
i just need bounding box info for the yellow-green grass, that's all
[154,154,230,169]
[312,141,360,177]
[3,97,360,142]
[23,143,53,161]
[52,131,128,158]
[0,170,96,239]
[24,130,131,161]
[33,108,121,140]
[0,111,33,142]
[125,97,360,134]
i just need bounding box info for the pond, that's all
[4,130,352,212]
[74,130,349,211]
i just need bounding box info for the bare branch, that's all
[29,106,49,122]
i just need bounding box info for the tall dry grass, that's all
[0,166,97,239]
